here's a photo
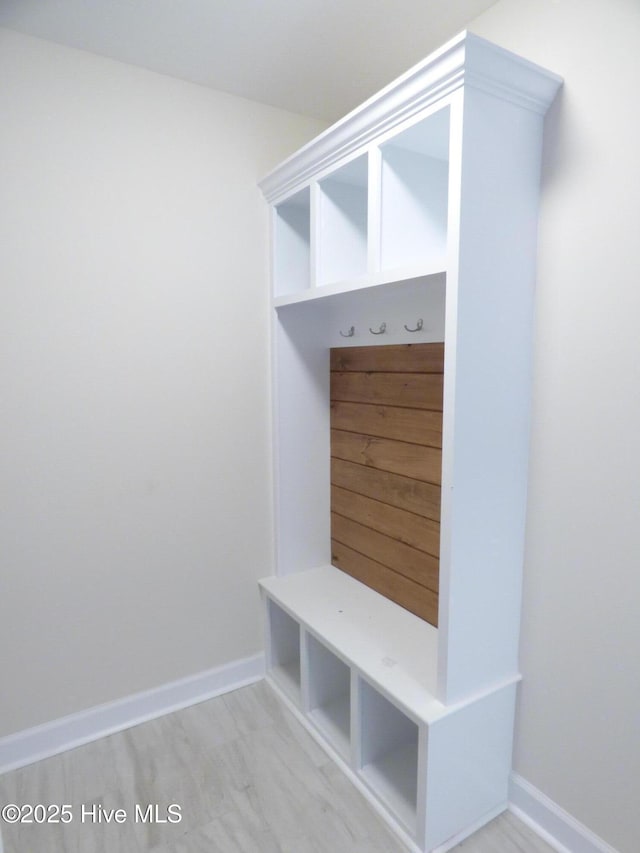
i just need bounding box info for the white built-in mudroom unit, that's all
[258,31,562,853]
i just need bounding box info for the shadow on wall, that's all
[540,85,565,191]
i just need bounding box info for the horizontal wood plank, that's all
[330,401,442,448]
[331,458,441,522]
[331,512,439,592]
[331,371,443,411]
[331,540,439,626]
[330,342,443,624]
[330,343,444,374]
[331,429,442,484]
[331,485,440,557]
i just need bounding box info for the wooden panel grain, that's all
[330,401,442,447]
[331,459,441,522]
[330,342,443,626]
[331,429,442,485]
[331,540,439,626]
[331,371,443,411]
[332,486,440,557]
[331,512,439,592]
[330,343,444,374]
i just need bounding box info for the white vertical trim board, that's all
[509,773,620,853]
[0,653,265,775]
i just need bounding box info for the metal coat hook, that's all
[339,326,355,338]
[369,322,386,335]
[404,318,423,333]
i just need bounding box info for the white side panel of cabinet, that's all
[438,87,545,704]
[272,305,331,575]
[423,683,517,850]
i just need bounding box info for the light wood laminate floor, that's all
[0,681,554,852]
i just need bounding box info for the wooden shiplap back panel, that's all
[330,343,444,626]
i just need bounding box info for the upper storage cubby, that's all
[274,186,311,297]
[380,108,450,274]
[270,108,451,304]
[318,154,368,286]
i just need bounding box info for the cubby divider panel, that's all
[306,633,351,760]
[358,678,420,836]
[267,598,302,705]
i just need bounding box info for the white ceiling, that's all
[0,0,498,122]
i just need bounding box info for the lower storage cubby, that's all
[305,633,351,760]
[260,568,518,852]
[358,678,419,836]
[267,599,302,704]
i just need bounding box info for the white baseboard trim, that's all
[509,773,619,853]
[0,652,265,775]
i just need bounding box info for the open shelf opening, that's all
[274,187,311,297]
[268,599,302,704]
[306,633,351,759]
[359,678,419,835]
[318,155,368,286]
[380,108,450,273]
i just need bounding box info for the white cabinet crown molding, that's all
[259,31,562,205]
